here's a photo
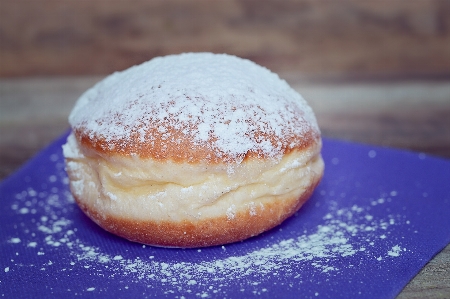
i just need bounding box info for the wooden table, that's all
[1,76,449,298]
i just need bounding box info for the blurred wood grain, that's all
[1,0,450,77]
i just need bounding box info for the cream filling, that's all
[63,133,324,222]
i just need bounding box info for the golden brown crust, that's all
[73,120,319,164]
[72,171,322,248]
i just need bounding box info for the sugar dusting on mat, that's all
[3,150,412,298]
[68,53,319,162]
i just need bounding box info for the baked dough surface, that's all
[63,53,324,247]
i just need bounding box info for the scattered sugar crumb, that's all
[19,207,29,214]
[387,245,403,257]
[226,204,236,220]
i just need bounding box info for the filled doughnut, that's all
[62,52,324,248]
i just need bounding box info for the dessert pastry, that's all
[63,52,324,247]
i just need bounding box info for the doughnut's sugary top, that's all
[69,52,320,164]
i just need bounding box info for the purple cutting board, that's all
[1,132,449,299]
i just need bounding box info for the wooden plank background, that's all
[1,0,450,78]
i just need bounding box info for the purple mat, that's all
[1,132,449,299]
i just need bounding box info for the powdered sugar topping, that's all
[69,53,319,161]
